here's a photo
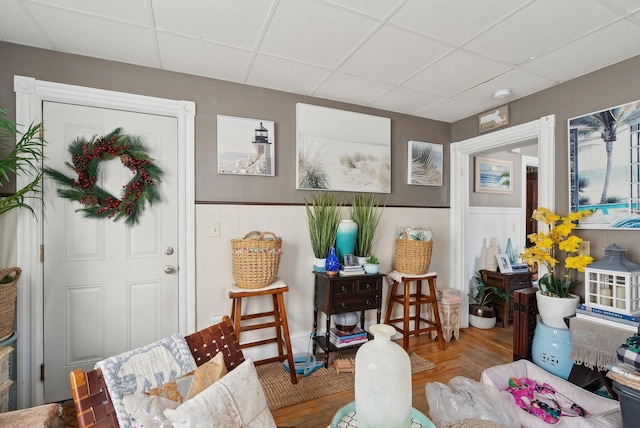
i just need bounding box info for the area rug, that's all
[256,351,435,410]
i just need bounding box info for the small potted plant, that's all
[364,255,379,274]
[468,271,511,329]
[350,194,384,264]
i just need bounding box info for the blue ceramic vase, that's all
[325,247,340,274]
[336,219,357,262]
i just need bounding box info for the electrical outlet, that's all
[210,222,220,237]
[579,240,590,256]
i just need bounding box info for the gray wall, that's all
[0,42,451,208]
[452,54,640,264]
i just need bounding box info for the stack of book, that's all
[576,304,640,332]
[339,264,364,276]
[329,326,368,348]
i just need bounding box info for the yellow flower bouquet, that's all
[521,207,594,298]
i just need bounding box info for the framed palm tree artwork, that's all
[569,100,640,229]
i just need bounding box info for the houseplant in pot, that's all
[520,207,594,329]
[364,255,379,274]
[350,194,384,265]
[468,271,511,329]
[0,108,44,339]
[305,192,342,272]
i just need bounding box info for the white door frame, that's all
[14,75,196,407]
[450,115,555,327]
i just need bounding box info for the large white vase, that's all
[355,324,411,428]
[536,291,579,329]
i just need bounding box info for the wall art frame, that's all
[568,100,640,229]
[407,140,443,186]
[474,157,513,194]
[295,103,391,193]
[217,115,275,176]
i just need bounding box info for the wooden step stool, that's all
[228,278,297,384]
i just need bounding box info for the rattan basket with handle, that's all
[393,229,432,275]
[0,267,21,341]
[231,231,282,289]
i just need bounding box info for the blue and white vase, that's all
[325,247,340,276]
[336,219,357,263]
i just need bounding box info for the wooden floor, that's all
[63,325,513,427]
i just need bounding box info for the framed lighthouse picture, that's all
[217,115,275,176]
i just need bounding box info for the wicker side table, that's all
[430,301,460,343]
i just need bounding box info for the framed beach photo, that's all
[496,253,513,273]
[474,157,513,194]
[295,103,391,193]
[217,115,275,176]
[568,100,640,229]
[407,141,443,186]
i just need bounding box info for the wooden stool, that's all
[384,271,445,351]
[228,279,297,384]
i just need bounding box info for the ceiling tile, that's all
[25,2,159,67]
[259,0,378,68]
[523,19,640,82]
[601,0,640,13]
[369,86,443,115]
[246,54,332,95]
[0,0,53,48]
[26,0,153,25]
[465,0,621,65]
[404,50,512,97]
[414,97,483,123]
[341,25,452,83]
[323,0,405,19]
[157,32,253,82]
[456,68,556,105]
[152,0,275,49]
[390,0,530,45]
[313,72,395,105]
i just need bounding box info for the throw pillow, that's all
[187,351,228,399]
[146,372,194,403]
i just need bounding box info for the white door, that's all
[42,101,179,402]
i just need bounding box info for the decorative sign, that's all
[478,105,509,133]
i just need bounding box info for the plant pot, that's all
[469,304,496,329]
[364,263,379,274]
[313,258,326,272]
[355,256,368,266]
[536,291,579,329]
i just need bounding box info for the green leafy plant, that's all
[469,272,512,309]
[304,192,342,259]
[350,194,384,257]
[365,255,379,264]
[0,108,44,217]
[410,230,428,241]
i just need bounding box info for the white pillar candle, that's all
[600,287,613,306]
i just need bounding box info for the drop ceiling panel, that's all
[246,54,332,95]
[26,0,153,25]
[369,86,443,116]
[324,0,405,19]
[457,68,556,105]
[414,97,484,123]
[0,0,53,48]
[259,0,378,68]
[152,0,275,49]
[464,0,620,65]
[341,25,452,83]
[314,72,395,106]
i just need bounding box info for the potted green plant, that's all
[305,192,342,271]
[364,255,379,274]
[0,108,44,339]
[350,194,384,264]
[468,272,511,329]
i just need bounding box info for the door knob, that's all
[164,246,174,255]
[164,265,176,274]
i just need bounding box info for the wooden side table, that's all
[481,269,533,328]
[312,272,384,368]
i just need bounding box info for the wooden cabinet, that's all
[313,272,384,367]
[513,287,539,360]
[481,269,533,328]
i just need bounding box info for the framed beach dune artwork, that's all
[407,141,443,186]
[217,115,275,176]
[474,157,512,194]
[569,100,640,229]
[295,103,391,193]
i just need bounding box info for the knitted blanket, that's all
[569,317,631,371]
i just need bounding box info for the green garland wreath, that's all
[44,127,163,227]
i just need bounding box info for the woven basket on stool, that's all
[393,230,432,275]
[231,231,282,289]
[0,267,21,341]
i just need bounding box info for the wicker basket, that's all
[0,267,21,341]
[231,231,282,289]
[393,230,432,275]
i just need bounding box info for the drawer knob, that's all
[341,303,347,309]
[341,286,348,292]
[366,300,372,305]
[365,284,372,290]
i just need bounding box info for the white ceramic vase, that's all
[485,238,499,271]
[469,313,496,329]
[355,324,411,428]
[536,291,579,329]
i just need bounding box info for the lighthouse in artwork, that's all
[252,122,272,175]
